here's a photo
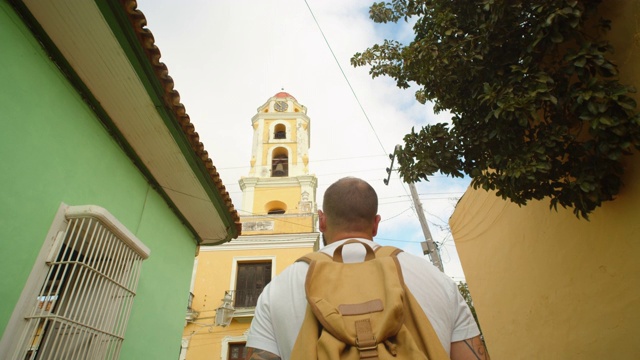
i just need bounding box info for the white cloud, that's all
[136,0,470,280]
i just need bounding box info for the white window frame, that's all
[178,338,189,360]
[0,204,149,360]
[221,333,249,360]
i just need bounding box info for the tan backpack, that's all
[290,240,450,360]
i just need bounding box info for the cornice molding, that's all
[238,176,317,188]
[200,233,319,251]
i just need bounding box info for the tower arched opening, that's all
[271,148,288,177]
[274,124,286,139]
[265,201,287,215]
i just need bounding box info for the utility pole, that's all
[384,145,444,272]
[409,182,444,272]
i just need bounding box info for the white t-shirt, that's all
[246,239,480,359]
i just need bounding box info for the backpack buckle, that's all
[356,337,377,351]
[356,336,378,359]
[355,318,378,358]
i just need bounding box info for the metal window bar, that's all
[14,207,148,360]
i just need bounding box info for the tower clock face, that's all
[274,101,288,112]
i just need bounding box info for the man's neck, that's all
[325,231,373,245]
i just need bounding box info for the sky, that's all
[136,0,472,281]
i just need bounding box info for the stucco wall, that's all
[0,3,196,359]
[185,246,312,359]
[450,2,640,358]
[253,186,302,214]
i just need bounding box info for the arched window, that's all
[265,201,287,215]
[271,148,288,177]
[274,124,286,139]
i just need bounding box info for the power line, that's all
[379,191,466,199]
[216,154,388,171]
[380,207,413,222]
[379,197,462,205]
[303,0,388,156]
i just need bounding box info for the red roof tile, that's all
[274,91,296,101]
[120,0,241,237]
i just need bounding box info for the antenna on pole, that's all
[384,145,444,272]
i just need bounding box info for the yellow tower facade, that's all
[240,91,317,234]
[180,92,319,360]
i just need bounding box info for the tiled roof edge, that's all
[119,0,241,237]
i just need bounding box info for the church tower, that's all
[180,92,319,360]
[239,91,318,234]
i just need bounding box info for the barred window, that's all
[4,205,149,360]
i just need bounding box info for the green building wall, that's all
[0,2,196,358]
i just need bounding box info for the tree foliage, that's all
[352,0,640,218]
[457,282,481,334]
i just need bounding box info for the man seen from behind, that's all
[245,177,489,360]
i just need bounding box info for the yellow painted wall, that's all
[253,186,301,214]
[240,215,316,235]
[450,2,640,358]
[183,246,313,360]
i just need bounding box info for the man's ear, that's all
[318,210,326,232]
[371,214,381,237]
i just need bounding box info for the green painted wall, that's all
[0,2,196,358]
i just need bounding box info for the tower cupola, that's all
[238,93,318,235]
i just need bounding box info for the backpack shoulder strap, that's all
[297,251,331,265]
[375,245,403,258]
[298,244,402,265]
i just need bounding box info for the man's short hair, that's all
[323,177,378,229]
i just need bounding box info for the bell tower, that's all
[238,92,318,235]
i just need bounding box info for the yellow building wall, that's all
[183,246,313,360]
[450,3,640,358]
[240,215,315,235]
[252,186,302,214]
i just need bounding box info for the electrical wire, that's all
[379,207,413,222]
[303,0,388,156]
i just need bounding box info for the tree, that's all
[352,0,640,219]
[458,282,488,352]
[457,282,481,333]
